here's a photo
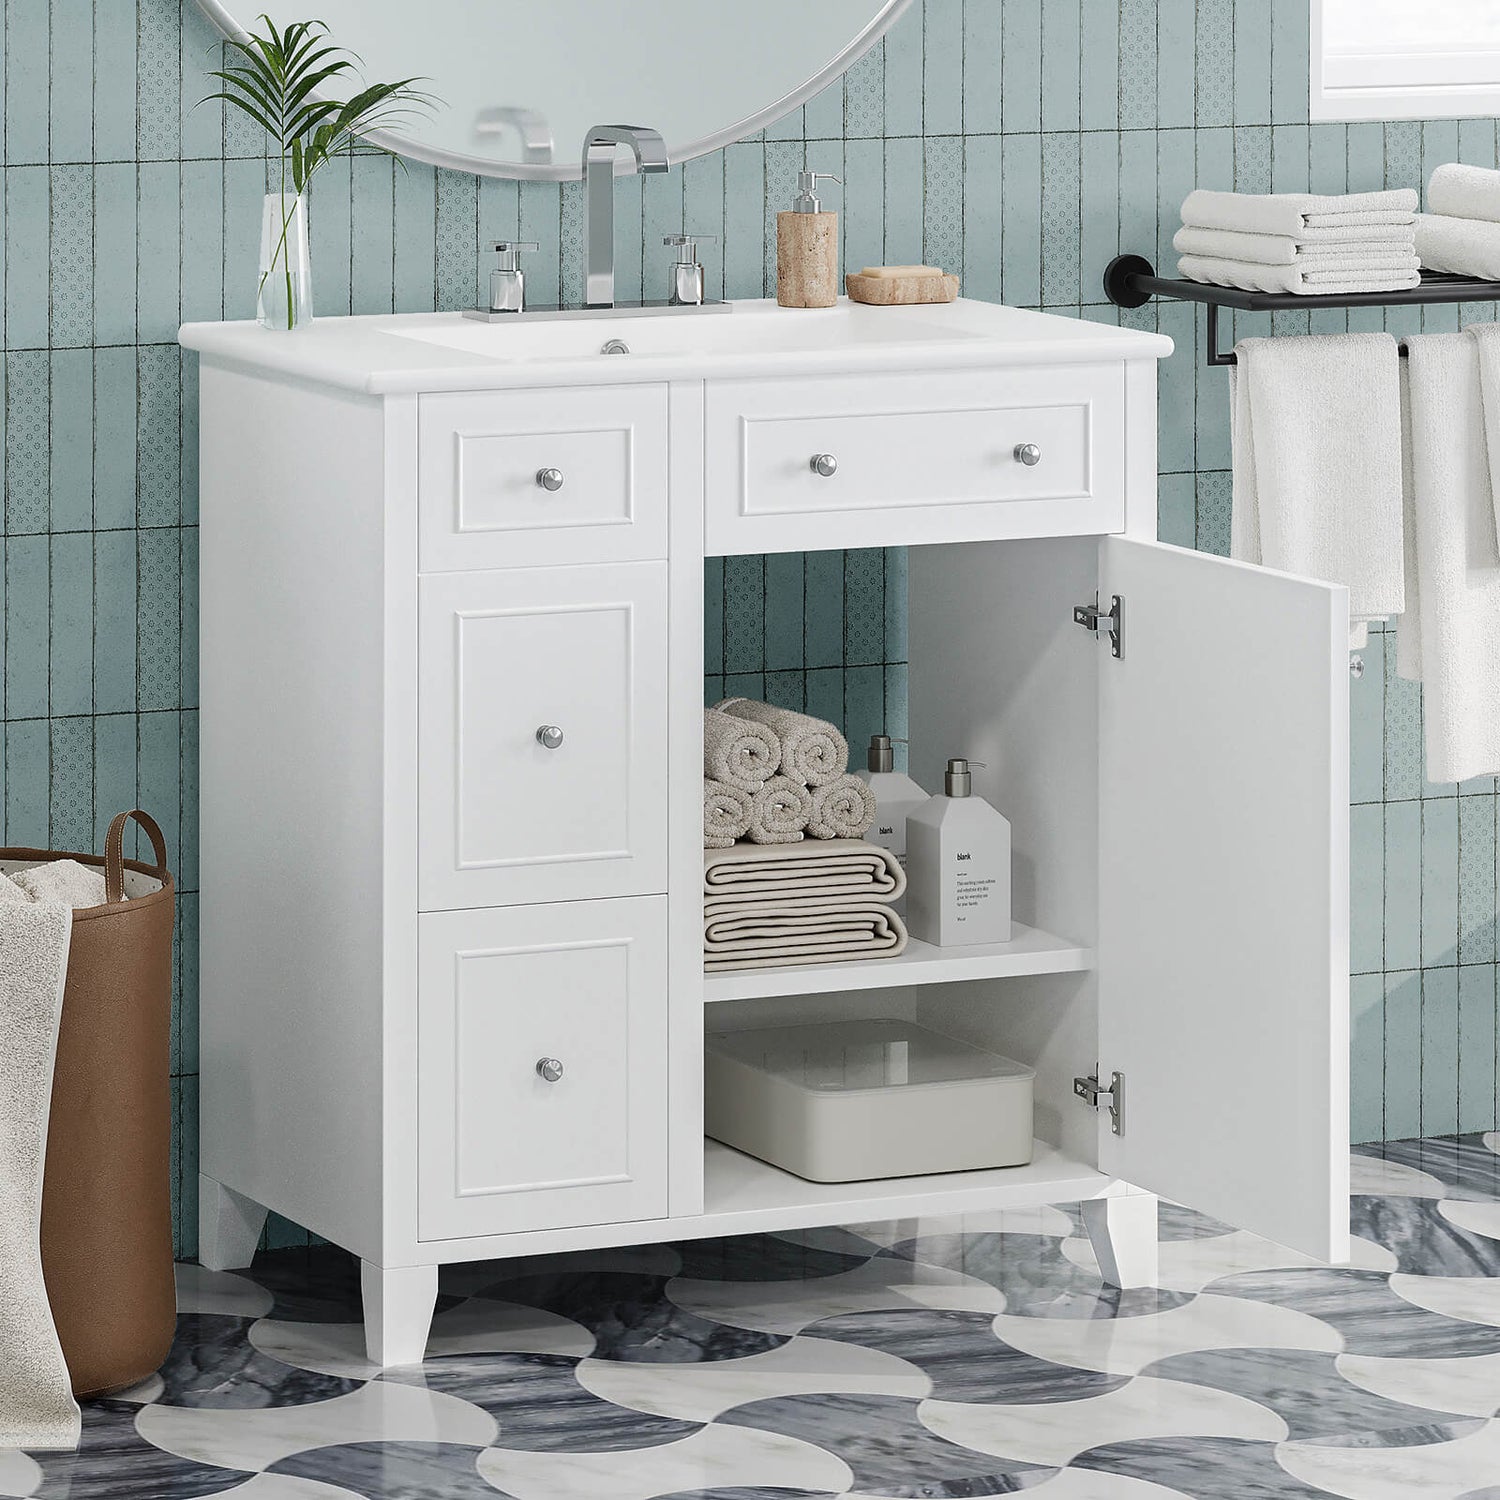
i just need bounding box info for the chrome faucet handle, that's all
[663,233,718,253]
[664,234,718,306]
[488,242,540,314]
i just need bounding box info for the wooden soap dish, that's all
[846,270,960,305]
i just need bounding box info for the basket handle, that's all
[104,809,169,904]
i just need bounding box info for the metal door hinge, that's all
[1074,1068,1124,1136]
[1074,595,1123,658]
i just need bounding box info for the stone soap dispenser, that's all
[906,759,1012,947]
[777,169,841,308]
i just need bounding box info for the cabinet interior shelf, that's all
[702,921,1091,1003]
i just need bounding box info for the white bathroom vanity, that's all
[180,297,1349,1366]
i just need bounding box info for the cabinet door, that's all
[1097,537,1350,1262]
[419,562,668,910]
[418,898,668,1240]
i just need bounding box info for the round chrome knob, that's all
[600,338,631,356]
[1350,655,1365,679]
[809,453,838,478]
[536,467,564,492]
[535,724,564,749]
[535,1057,564,1083]
[1014,443,1042,467]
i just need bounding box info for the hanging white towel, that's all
[1467,323,1500,544]
[1180,188,1418,238]
[1427,163,1500,225]
[1397,333,1500,784]
[1178,254,1420,296]
[1230,333,1405,648]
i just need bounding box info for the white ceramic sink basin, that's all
[379,300,985,363]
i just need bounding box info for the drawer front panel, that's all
[705,365,1125,555]
[418,899,667,1240]
[419,562,668,910]
[420,386,669,570]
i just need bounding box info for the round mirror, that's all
[194,1,912,181]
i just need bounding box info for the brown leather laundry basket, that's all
[1,810,177,1399]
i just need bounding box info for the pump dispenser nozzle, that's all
[791,169,842,214]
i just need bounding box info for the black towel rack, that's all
[1103,254,1500,367]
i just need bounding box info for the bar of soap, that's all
[860,264,941,279]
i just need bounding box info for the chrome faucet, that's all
[583,124,669,308]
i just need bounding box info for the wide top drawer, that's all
[420,385,669,571]
[704,364,1126,556]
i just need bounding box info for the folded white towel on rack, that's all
[1428,163,1500,225]
[1178,254,1421,296]
[1181,188,1418,238]
[1231,332,1405,648]
[1173,224,1418,267]
[1414,213,1500,281]
[1396,332,1500,783]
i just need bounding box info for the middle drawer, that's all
[419,561,668,911]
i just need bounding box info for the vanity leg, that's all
[1082,1193,1160,1289]
[198,1174,269,1271]
[361,1261,439,1367]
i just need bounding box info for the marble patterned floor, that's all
[11,1135,1500,1499]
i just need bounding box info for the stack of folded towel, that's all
[1175,188,1420,295]
[703,699,876,848]
[703,840,908,971]
[1416,164,1500,282]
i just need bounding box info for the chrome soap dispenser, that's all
[905,758,1012,947]
[777,169,841,308]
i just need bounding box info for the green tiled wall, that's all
[3,0,1497,1254]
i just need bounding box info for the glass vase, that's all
[258,192,313,331]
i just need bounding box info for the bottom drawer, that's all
[418,897,667,1241]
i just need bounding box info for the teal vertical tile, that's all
[394,163,438,313]
[842,137,885,286]
[1421,119,1460,190]
[1233,0,1273,125]
[1194,470,1231,556]
[884,662,909,750]
[178,711,198,889]
[137,345,181,528]
[351,156,396,316]
[924,136,963,278]
[222,157,264,322]
[1350,974,1385,1143]
[1422,798,1461,969]
[136,161,182,342]
[962,0,1003,136]
[763,553,804,672]
[763,142,804,295]
[5,534,48,718]
[1309,123,1346,194]
[50,164,93,345]
[1156,472,1194,548]
[1459,118,1500,168]
[1117,0,1157,131]
[1383,969,1422,1140]
[703,559,724,677]
[804,79,845,143]
[1351,803,1385,977]
[1196,0,1234,128]
[179,348,198,527]
[923,0,964,137]
[723,671,767,705]
[92,347,137,529]
[763,671,802,711]
[1385,800,1423,974]
[765,99,804,144]
[683,153,726,302]
[843,664,885,755]
[1459,965,1499,1133]
[1040,133,1079,307]
[882,4,923,136]
[93,162,138,345]
[137,709,181,875]
[804,667,845,732]
[1078,2,1118,131]
[178,1,222,162]
[1156,0,1195,129]
[49,532,92,718]
[883,137,924,265]
[1345,122,1385,194]
[1000,133,1042,307]
[180,525,198,708]
[180,160,224,323]
[7,166,51,347]
[6,0,50,162]
[1040,0,1081,134]
[804,550,844,671]
[1193,310,1232,469]
[1384,121,1422,194]
[1001,0,1042,136]
[642,164,686,306]
[844,550,884,666]
[558,177,584,308]
[1459,795,1498,966]
[178,892,199,1073]
[136,527,181,711]
[136,0,181,160]
[476,176,520,309]
[1117,131,1155,272]
[885,548,907,663]
[434,168,476,312]
[1271,126,1311,195]
[1351,632,1386,806]
[1156,301,1195,473]
[1078,132,1118,306]
[1420,967,1460,1136]
[93,529,137,715]
[1270,0,1310,124]
[1234,126,1273,194]
[962,136,1001,304]
[4,719,49,846]
[49,348,93,531]
[722,554,765,677]
[723,142,766,302]
[1156,128,1196,274]
[92,714,137,847]
[49,717,93,850]
[94,0,137,162]
[1384,654,1425,803]
[51,0,92,161]
[842,43,884,139]
[310,156,353,317]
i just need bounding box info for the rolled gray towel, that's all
[704,778,753,849]
[704,706,781,792]
[717,698,849,788]
[746,775,812,845]
[807,774,877,840]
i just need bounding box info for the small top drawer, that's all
[704,364,1126,556]
[420,385,669,571]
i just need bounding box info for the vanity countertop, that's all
[178,297,1173,395]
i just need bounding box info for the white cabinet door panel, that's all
[1097,537,1350,1262]
[420,562,668,910]
[419,899,668,1240]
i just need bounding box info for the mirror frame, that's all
[195,0,914,181]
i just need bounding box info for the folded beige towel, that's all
[9,859,108,908]
[1173,224,1417,266]
[703,839,906,901]
[747,775,812,845]
[704,778,753,849]
[703,897,909,971]
[1178,253,1421,295]
[717,699,849,788]
[1428,162,1500,225]
[807,774,877,840]
[1415,213,1500,281]
[703,706,781,793]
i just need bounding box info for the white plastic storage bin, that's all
[704,1019,1035,1182]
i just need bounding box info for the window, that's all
[1312,0,1500,121]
